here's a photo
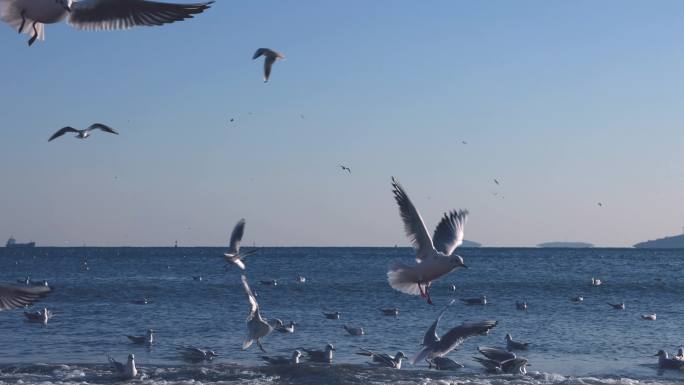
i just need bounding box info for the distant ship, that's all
[6,236,35,248]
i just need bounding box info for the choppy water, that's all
[1,247,683,385]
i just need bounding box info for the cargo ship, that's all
[5,236,35,248]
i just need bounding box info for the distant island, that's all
[634,233,684,249]
[538,242,594,248]
[461,240,482,248]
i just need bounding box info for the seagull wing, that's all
[263,55,276,82]
[391,177,434,261]
[87,123,119,135]
[107,355,125,373]
[0,284,52,310]
[478,346,516,362]
[433,320,498,356]
[241,275,258,321]
[48,127,79,141]
[432,210,468,255]
[68,0,213,31]
[228,219,245,254]
[422,299,455,346]
[252,48,270,59]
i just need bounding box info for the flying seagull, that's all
[0,284,51,310]
[48,123,118,142]
[387,177,468,304]
[252,48,284,82]
[412,299,497,365]
[223,218,257,270]
[339,165,351,174]
[241,275,278,352]
[1,0,214,46]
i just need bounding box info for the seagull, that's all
[1,0,214,46]
[516,301,528,311]
[261,350,301,365]
[108,353,138,379]
[461,296,487,305]
[302,344,335,363]
[642,313,656,321]
[131,298,149,305]
[655,350,684,370]
[295,275,306,283]
[387,177,468,305]
[323,311,340,320]
[571,295,584,303]
[223,219,258,270]
[48,123,118,142]
[674,348,684,361]
[428,356,464,370]
[356,348,406,369]
[126,329,154,345]
[252,48,284,82]
[192,276,202,281]
[461,141,467,145]
[241,275,275,353]
[275,320,295,333]
[177,346,217,362]
[449,284,457,291]
[597,202,603,207]
[24,307,53,324]
[505,333,529,350]
[591,277,603,286]
[343,324,364,336]
[608,302,625,310]
[0,284,51,310]
[411,299,498,365]
[260,279,278,286]
[339,165,351,174]
[473,347,529,374]
[494,179,500,185]
[380,308,399,316]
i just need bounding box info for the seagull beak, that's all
[462,264,469,269]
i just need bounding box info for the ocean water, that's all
[1,247,683,385]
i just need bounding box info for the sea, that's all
[0,247,683,385]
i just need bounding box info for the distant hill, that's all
[634,234,684,249]
[538,242,594,248]
[461,240,482,248]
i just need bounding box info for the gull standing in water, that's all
[177,346,217,362]
[261,350,301,365]
[323,311,340,320]
[24,307,53,324]
[48,124,118,142]
[108,353,138,379]
[240,275,277,352]
[1,0,214,46]
[252,48,284,82]
[387,177,468,305]
[411,299,497,365]
[126,329,154,345]
[0,284,51,310]
[302,344,335,363]
[223,219,258,270]
[356,348,407,369]
[474,347,529,374]
[642,313,656,321]
[516,301,528,311]
[343,324,364,336]
[505,333,529,350]
[608,302,625,310]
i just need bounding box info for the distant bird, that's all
[24,307,53,324]
[571,295,584,303]
[474,347,529,374]
[17,276,30,285]
[343,324,364,336]
[462,296,487,305]
[428,356,464,370]
[229,118,235,123]
[461,141,467,145]
[177,346,217,362]
[597,202,603,207]
[411,299,497,365]
[339,165,351,174]
[48,123,118,142]
[108,353,137,379]
[223,219,258,270]
[1,0,214,46]
[295,275,306,283]
[0,284,51,311]
[241,275,276,352]
[387,177,468,305]
[380,308,399,316]
[655,350,684,370]
[505,333,529,350]
[449,284,457,291]
[262,350,301,365]
[494,179,500,185]
[608,302,625,310]
[252,48,284,82]
[126,329,154,345]
[192,276,203,281]
[323,311,340,320]
[260,280,278,286]
[356,348,406,369]
[131,298,149,305]
[302,344,335,363]
[591,277,603,286]
[642,313,657,321]
[516,301,528,311]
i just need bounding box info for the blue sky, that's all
[1,0,683,247]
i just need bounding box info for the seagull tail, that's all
[387,263,422,296]
[410,346,431,365]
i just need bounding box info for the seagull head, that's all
[128,353,135,361]
[450,255,467,269]
[655,350,668,357]
[505,333,512,341]
[293,350,302,359]
[207,350,218,358]
[395,351,407,360]
[325,344,335,352]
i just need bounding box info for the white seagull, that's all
[24,307,54,325]
[223,219,257,270]
[108,353,138,379]
[0,284,51,310]
[126,329,154,345]
[387,177,468,304]
[1,0,214,46]
[48,123,118,142]
[241,275,276,352]
[343,324,364,336]
[177,346,217,362]
[261,350,301,365]
[252,48,284,82]
[356,348,407,369]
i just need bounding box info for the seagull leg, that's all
[28,21,38,46]
[18,10,26,33]
[425,285,434,305]
[257,339,267,353]
[418,283,427,298]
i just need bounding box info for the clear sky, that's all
[1,0,683,247]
